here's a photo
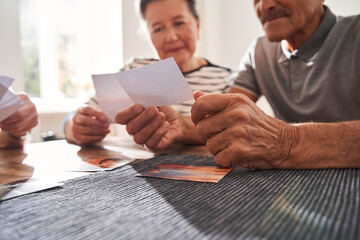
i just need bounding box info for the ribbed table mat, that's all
[0,154,359,240]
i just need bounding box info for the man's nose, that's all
[258,0,277,12]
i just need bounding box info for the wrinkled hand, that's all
[115,104,183,150]
[0,93,38,137]
[67,105,110,145]
[191,91,297,169]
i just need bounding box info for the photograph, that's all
[138,164,232,183]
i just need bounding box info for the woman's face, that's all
[144,0,200,67]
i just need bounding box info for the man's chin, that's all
[264,31,286,42]
[266,36,284,42]
[263,22,290,42]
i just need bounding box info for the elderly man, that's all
[191,0,360,169]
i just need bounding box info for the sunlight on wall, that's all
[21,0,123,101]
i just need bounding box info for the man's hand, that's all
[115,104,184,150]
[65,105,110,145]
[0,93,38,137]
[191,91,298,169]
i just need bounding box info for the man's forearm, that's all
[286,121,360,169]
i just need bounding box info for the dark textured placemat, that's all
[0,154,359,240]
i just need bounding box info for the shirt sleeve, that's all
[231,39,261,97]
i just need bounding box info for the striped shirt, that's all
[120,57,233,115]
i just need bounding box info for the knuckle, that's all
[115,112,127,124]
[73,115,82,125]
[116,117,126,125]
[231,109,250,122]
[232,128,248,139]
[133,134,145,145]
[126,124,136,135]
[233,93,249,103]
[146,141,157,150]
[132,104,144,113]
[191,102,200,112]
[206,139,217,154]
[215,156,230,167]
[208,147,218,156]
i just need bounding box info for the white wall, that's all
[198,0,262,69]
[122,0,155,61]
[0,0,24,92]
[326,0,360,16]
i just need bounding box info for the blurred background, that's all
[0,0,359,142]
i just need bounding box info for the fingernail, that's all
[147,108,156,118]
[134,104,144,113]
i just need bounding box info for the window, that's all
[20,0,123,103]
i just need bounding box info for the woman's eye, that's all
[153,27,162,33]
[174,21,185,26]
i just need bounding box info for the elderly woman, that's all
[65,0,232,148]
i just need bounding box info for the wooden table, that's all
[0,136,211,185]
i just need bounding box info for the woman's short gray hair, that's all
[139,0,199,20]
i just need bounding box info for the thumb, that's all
[194,90,205,100]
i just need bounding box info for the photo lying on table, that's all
[68,157,134,172]
[137,164,232,183]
